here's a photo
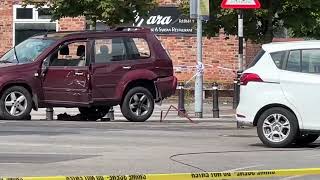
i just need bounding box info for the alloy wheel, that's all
[4,91,28,117]
[262,113,291,143]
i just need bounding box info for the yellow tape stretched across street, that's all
[2,168,320,180]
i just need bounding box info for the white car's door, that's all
[280,49,320,130]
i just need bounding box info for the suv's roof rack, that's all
[113,26,151,33]
[31,27,151,38]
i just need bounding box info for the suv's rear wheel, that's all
[0,86,32,120]
[257,107,299,148]
[121,87,154,122]
[78,106,110,121]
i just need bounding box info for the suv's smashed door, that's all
[41,40,91,106]
[90,35,156,103]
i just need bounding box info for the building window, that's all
[13,5,57,45]
[16,8,33,19]
[37,8,51,20]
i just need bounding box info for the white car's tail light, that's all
[240,73,263,85]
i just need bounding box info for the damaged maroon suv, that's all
[0,27,177,122]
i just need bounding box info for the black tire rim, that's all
[129,93,151,117]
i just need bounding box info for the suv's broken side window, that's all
[50,41,87,67]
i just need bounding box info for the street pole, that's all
[195,0,203,118]
[238,10,244,71]
[234,10,244,111]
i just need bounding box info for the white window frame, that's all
[13,5,58,46]
[14,5,35,22]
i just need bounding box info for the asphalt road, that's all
[0,115,320,179]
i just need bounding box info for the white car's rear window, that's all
[270,51,288,69]
[247,49,265,68]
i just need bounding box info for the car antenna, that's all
[44,28,50,38]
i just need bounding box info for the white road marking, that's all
[0,142,106,149]
[280,175,303,180]
[305,153,320,158]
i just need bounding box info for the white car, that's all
[237,41,320,148]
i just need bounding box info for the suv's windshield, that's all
[0,38,55,64]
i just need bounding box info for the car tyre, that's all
[121,87,154,122]
[79,106,110,121]
[295,134,319,146]
[0,86,33,120]
[257,107,299,148]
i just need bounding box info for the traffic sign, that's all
[221,0,261,9]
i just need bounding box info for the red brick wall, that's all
[157,0,179,6]
[156,0,240,88]
[159,34,238,89]
[245,41,261,67]
[0,0,13,56]
[58,17,86,31]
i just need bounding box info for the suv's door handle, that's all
[75,72,84,76]
[122,66,132,70]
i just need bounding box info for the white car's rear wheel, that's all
[257,107,299,148]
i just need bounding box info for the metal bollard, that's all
[46,107,54,120]
[108,106,114,121]
[178,82,186,117]
[236,71,242,106]
[233,71,242,109]
[212,82,219,118]
[233,80,239,109]
[236,71,242,128]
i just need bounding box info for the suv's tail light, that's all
[240,73,263,85]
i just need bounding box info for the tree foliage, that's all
[23,0,156,28]
[181,0,320,43]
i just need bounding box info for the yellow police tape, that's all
[2,168,320,180]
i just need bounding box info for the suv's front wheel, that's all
[121,87,154,122]
[0,86,33,120]
[257,107,299,148]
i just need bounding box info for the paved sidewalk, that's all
[30,101,235,122]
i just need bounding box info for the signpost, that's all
[221,0,261,112]
[190,0,210,118]
[221,0,261,9]
[221,0,261,71]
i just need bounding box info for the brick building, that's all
[0,0,260,89]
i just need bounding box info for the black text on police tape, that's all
[110,175,146,180]
[66,176,104,180]
[191,172,232,178]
